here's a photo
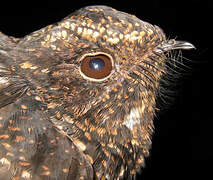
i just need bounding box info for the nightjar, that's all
[0,5,194,180]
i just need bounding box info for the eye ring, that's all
[79,52,114,82]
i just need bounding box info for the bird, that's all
[0,5,194,180]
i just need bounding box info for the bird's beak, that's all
[159,39,195,52]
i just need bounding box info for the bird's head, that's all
[0,5,194,178]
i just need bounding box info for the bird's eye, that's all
[89,58,105,70]
[80,53,113,81]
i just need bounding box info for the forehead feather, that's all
[57,5,166,47]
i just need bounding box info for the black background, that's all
[0,0,211,179]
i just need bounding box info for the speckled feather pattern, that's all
[0,6,194,180]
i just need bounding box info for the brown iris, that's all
[80,54,113,80]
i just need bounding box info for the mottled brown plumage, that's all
[0,6,194,180]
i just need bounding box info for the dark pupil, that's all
[89,58,105,70]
